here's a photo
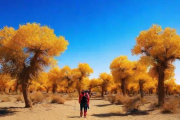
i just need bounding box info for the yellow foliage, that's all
[89,78,101,89]
[0,74,16,93]
[99,72,114,93]
[132,24,180,65]
[131,61,152,83]
[71,63,93,94]
[48,67,61,83]
[0,23,68,78]
[110,56,135,83]
[78,63,93,77]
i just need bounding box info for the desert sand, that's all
[0,95,180,120]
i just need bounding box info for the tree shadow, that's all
[68,116,81,118]
[92,110,153,117]
[0,108,17,117]
[95,103,113,107]
[8,107,24,109]
[0,106,23,117]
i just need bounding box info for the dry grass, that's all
[161,99,179,114]
[107,94,116,103]
[67,92,79,100]
[2,97,11,102]
[30,91,45,104]
[123,96,141,112]
[116,94,129,105]
[44,93,51,98]
[149,102,158,110]
[50,94,65,104]
[94,92,101,98]
[106,94,129,105]
[16,95,24,102]
[140,98,149,104]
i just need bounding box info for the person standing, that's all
[79,90,89,118]
[85,91,90,109]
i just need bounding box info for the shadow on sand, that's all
[95,103,113,107]
[92,110,153,117]
[0,107,22,117]
[68,116,81,118]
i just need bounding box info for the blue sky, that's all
[0,0,180,84]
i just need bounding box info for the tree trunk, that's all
[105,90,107,95]
[77,78,82,95]
[46,88,49,93]
[22,80,32,108]
[89,88,92,97]
[101,86,104,98]
[16,82,19,93]
[3,87,6,93]
[77,83,81,95]
[76,83,81,95]
[121,79,127,96]
[21,51,42,108]
[52,84,57,93]
[157,65,165,107]
[9,87,12,94]
[165,86,168,95]
[78,89,81,95]
[139,80,144,98]
[127,89,130,96]
[114,89,117,94]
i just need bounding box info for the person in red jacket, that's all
[85,91,90,108]
[79,90,89,118]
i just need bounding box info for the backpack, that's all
[81,95,88,104]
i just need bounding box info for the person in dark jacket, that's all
[79,90,89,117]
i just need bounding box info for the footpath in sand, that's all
[0,98,180,120]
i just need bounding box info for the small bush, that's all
[161,99,179,114]
[123,96,141,112]
[67,92,79,100]
[51,95,65,104]
[106,94,130,105]
[30,91,45,104]
[116,94,129,105]
[149,102,158,110]
[2,97,11,102]
[44,93,51,98]
[140,98,149,104]
[16,95,24,102]
[107,94,116,103]
[94,92,101,98]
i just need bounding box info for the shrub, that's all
[44,93,51,98]
[30,91,45,104]
[140,98,149,104]
[67,92,79,100]
[94,92,101,98]
[116,94,129,105]
[149,102,158,110]
[106,94,130,105]
[107,94,116,103]
[123,96,141,112]
[2,97,11,102]
[161,99,179,114]
[51,95,65,104]
[16,95,24,102]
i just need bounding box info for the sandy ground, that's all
[0,95,180,120]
